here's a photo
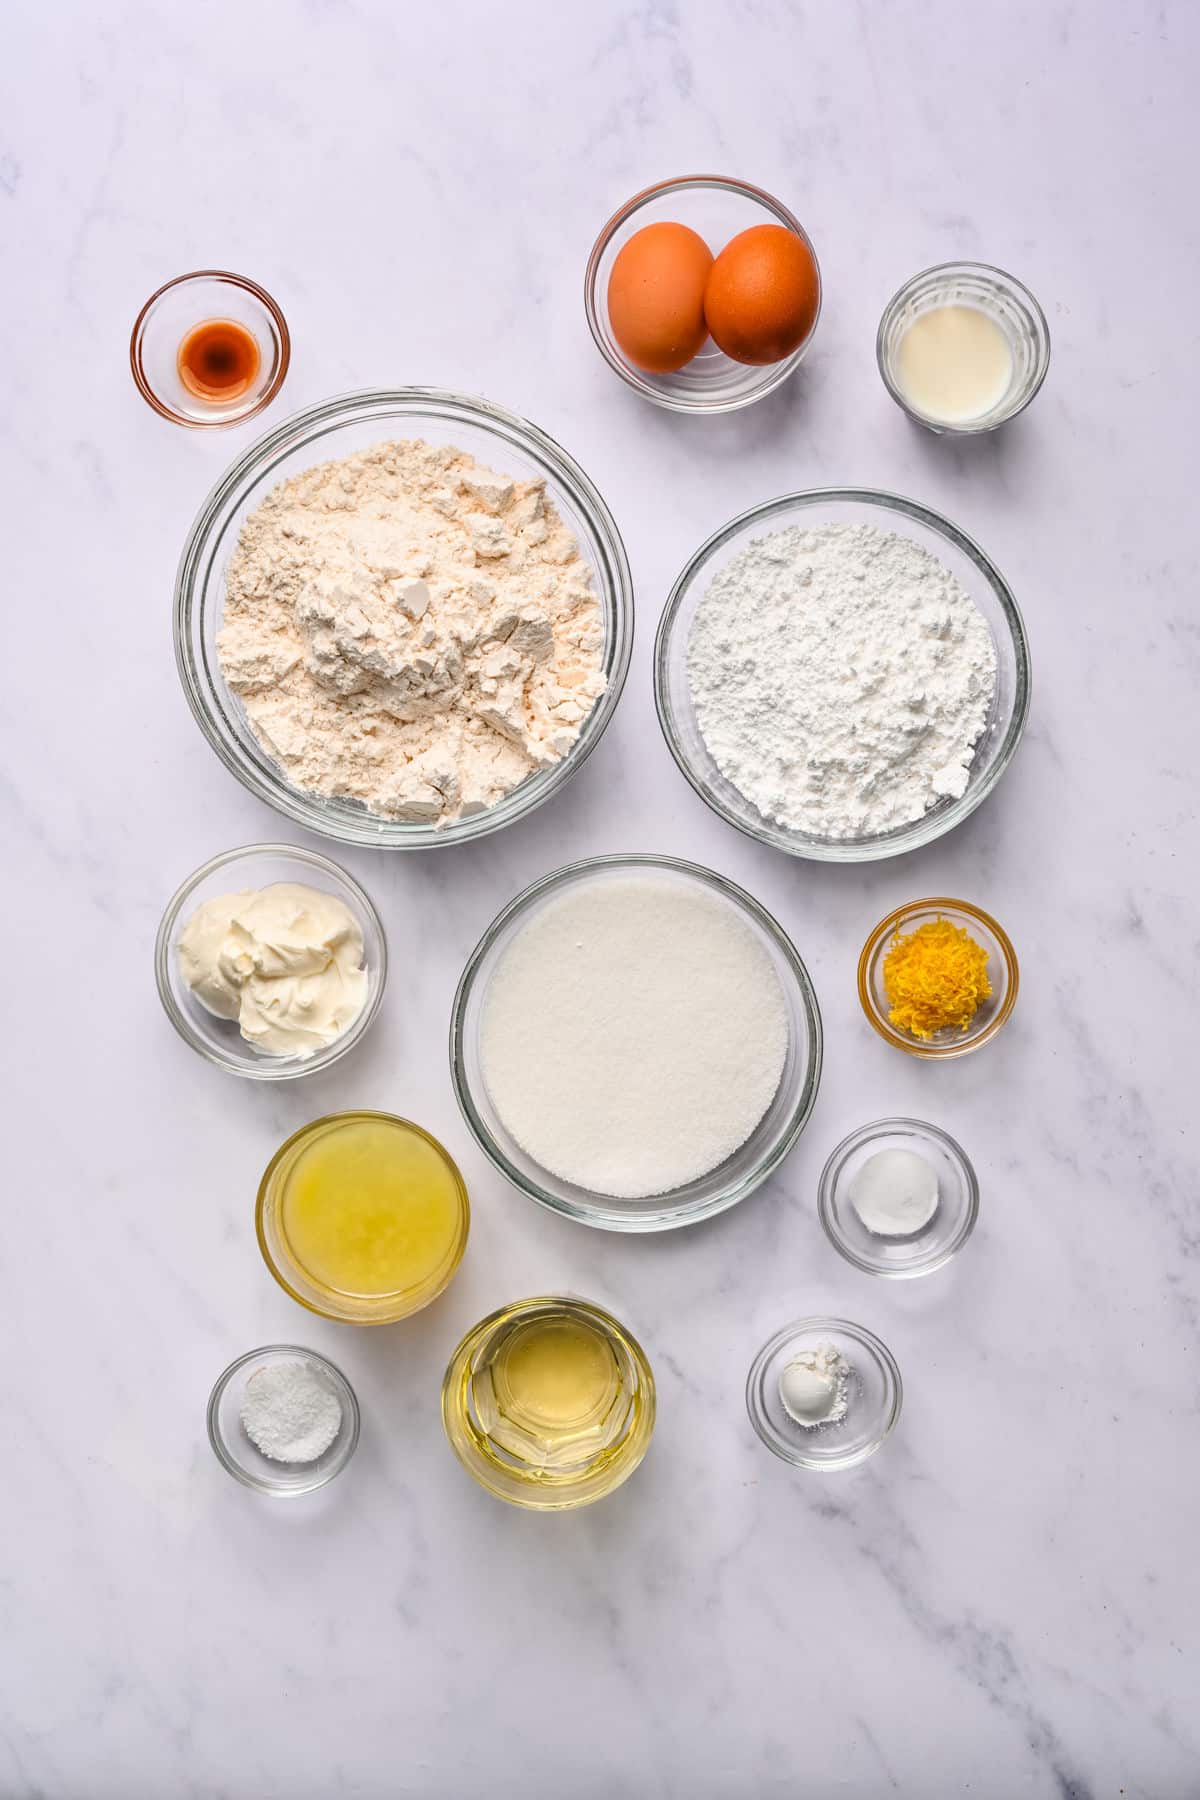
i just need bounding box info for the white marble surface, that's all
[4,2,1198,1794]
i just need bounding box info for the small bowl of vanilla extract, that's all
[130,269,289,427]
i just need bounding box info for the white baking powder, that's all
[779,1343,851,1428]
[478,874,789,1199]
[687,521,996,838]
[240,1360,343,1463]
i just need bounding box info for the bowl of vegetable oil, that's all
[256,1111,470,1324]
[441,1296,655,1509]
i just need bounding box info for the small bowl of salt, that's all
[818,1118,979,1279]
[207,1346,360,1496]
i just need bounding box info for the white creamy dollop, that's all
[178,882,368,1058]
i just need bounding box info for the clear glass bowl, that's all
[256,1111,470,1323]
[154,843,386,1080]
[207,1345,360,1495]
[441,1296,655,1511]
[859,897,1018,1059]
[130,271,290,428]
[174,388,634,848]
[654,488,1030,862]
[746,1317,902,1471]
[450,853,822,1232]
[584,175,821,413]
[877,261,1050,434]
[818,1117,979,1277]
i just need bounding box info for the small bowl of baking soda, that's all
[207,1346,360,1496]
[818,1118,979,1278]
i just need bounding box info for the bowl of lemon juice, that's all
[256,1111,470,1324]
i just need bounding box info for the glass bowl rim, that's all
[173,386,635,848]
[206,1342,361,1495]
[449,851,823,1232]
[654,484,1031,862]
[583,173,822,414]
[875,259,1051,435]
[440,1292,656,1510]
[130,268,291,428]
[255,1109,471,1321]
[153,841,388,1081]
[817,1114,980,1277]
[857,895,1019,1059]
[746,1314,903,1470]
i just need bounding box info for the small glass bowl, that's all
[859,897,1018,1060]
[175,389,633,848]
[819,1118,979,1278]
[154,844,386,1080]
[746,1317,901,1471]
[256,1111,471,1324]
[441,1296,655,1510]
[877,261,1050,435]
[130,271,290,428]
[207,1345,359,1496]
[655,488,1031,863]
[585,175,821,413]
[450,854,823,1232]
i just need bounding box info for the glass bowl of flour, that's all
[654,488,1030,862]
[450,854,823,1232]
[175,389,634,849]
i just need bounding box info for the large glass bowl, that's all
[450,854,823,1232]
[654,488,1030,862]
[175,389,634,848]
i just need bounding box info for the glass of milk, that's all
[877,261,1050,434]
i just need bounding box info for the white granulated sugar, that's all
[479,876,790,1199]
[687,522,997,839]
[240,1360,343,1464]
[218,439,606,825]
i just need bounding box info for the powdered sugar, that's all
[218,439,606,825]
[687,521,997,839]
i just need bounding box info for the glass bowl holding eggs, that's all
[585,176,821,413]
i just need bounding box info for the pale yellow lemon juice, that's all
[257,1112,469,1322]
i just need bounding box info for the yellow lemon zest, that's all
[882,917,992,1040]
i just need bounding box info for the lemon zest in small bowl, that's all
[883,917,992,1040]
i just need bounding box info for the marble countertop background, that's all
[4,2,1198,1795]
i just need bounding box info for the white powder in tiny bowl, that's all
[240,1360,343,1464]
[478,874,790,1199]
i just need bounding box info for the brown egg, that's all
[607,221,713,373]
[703,224,820,365]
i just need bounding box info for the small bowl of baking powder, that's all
[207,1346,360,1496]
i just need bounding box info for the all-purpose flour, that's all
[218,440,606,825]
[687,522,997,839]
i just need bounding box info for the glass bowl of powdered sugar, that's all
[450,854,822,1232]
[175,389,633,850]
[207,1346,360,1496]
[654,488,1030,863]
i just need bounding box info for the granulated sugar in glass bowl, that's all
[451,854,822,1232]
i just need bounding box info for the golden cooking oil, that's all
[442,1297,655,1509]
